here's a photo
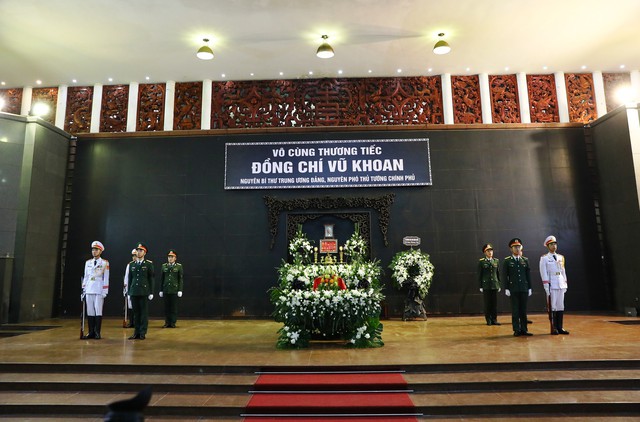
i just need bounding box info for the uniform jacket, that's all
[501,255,531,292]
[160,262,184,294]
[82,257,109,295]
[477,257,500,290]
[127,259,155,296]
[539,252,568,289]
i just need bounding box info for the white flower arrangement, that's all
[343,225,368,262]
[288,226,314,264]
[389,248,435,299]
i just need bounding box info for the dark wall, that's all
[0,114,26,256]
[62,127,604,319]
[591,107,640,313]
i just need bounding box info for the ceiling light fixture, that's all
[197,38,214,60]
[433,33,451,55]
[316,35,334,59]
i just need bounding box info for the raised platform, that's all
[0,314,639,420]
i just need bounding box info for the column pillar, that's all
[90,84,103,133]
[202,79,212,130]
[517,73,531,123]
[126,82,139,132]
[164,81,175,131]
[479,73,492,124]
[55,85,67,129]
[441,73,454,124]
[592,71,607,117]
[20,87,32,115]
[554,72,570,123]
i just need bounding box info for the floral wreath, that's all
[288,225,313,264]
[389,248,434,299]
[343,224,368,262]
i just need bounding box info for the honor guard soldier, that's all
[540,235,569,335]
[81,241,109,339]
[478,243,501,325]
[502,238,533,337]
[127,243,155,340]
[159,249,184,328]
[123,248,137,328]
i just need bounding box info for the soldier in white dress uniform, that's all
[81,241,110,339]
[539,235,569,335]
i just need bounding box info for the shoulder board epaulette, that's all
[128,260,135,264]
[479,258,485,261]
[505,256,513,260]
[146,260,153,263]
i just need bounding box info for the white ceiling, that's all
[1,0,639,88]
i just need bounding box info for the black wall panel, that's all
[61,128,604,319]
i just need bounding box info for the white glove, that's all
[123,287,127,296]
[102,293,107,299]
[80,293,85,301]
[177,291,182,298]
[543,284,550,296]
[498,288,501,292]
[528,289,532,296]
[479,288,483,293]
[148,294,154,300]
[505,289,511,297]
[159,291,163,298]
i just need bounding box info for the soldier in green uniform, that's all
[478,243,501,326]
[127,243,155,340]
[159,249,184,328]
[502,238,533,337]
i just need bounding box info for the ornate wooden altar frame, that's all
[264,194,395,249]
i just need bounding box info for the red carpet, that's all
[243,370,419,421]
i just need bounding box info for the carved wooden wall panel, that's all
[174,82,202,130]
[564,73,597,123]
[489,74,520,123]
[0,88,23,115]
[526,74,559,123]
[100,85,129,133]
[137,83,165,131]
[64,86,93,133]
[451,75,482,124]
[603,72,631,113]
[32,87,58,124]
[211,77,443,129]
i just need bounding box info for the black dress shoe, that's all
[492,321,501,325]
[522,331,533,336]
[94,333,101,340]
[139,334,146,340]
[558,329,570,335]
[169,324,176,328]
[513,331,521,337]
[162,324,169,328]
[486,322,492,326]
[128,334,139,340]
[527,320,533,324]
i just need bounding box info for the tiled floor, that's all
[1,313,639,421]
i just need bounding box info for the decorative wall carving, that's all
[64,86,93,133]
[526,74,559,123]
[264,194,395,249]
[211,77,442,129]
[451,75,482,124]
[32,87,59,124]
[174,82,202,130]
[100,85,129,133]
[0,88,23,114]
[564,73,597,123]
[489,74,520,123]
[603,72,631,114]
[136,83,165,131]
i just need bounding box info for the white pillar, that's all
[592,71,607,117]
[90,84,103,133]
[21,86,32,115]
[126,82,139,132]
[55,85,67,129]
[441,73,454,124]
[630,70,640,103]
[554,72,570,123]
[517,72,531,123]
[202,79,212,130]
[479,73,492,124]
[164,80,175,131]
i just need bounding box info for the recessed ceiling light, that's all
[308,71,313,75]
[1,81,6,86]
[397,69,402,73]
[581,65,587,70]
[466,67,471,72]
[620,64,626,69]
[279,72,284,76]
[72,79,77,83]
[368,70,372,74]
[36,80,42,85]
[543,66,548,70]
[221,74,226,78]
[427,68,432,72]
[250,73,254,76]
[338,70,343,74]
[108,78,113,82]
[504,67,509,71]
[145,76,150,80]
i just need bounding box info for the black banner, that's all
[224,138,431,189]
